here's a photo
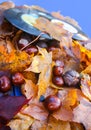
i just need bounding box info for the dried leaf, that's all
[6,37,15,53]
[47,116,71,130]
[73,98,91,130]
[0,45,32,72]
[8,113,34,130]
[38,65,52,98]
[26,48,53,98]
[25,47,52,73]
[21,79,38,99]
[31,120,47,130]
[62,89,78,107]
[34,17,72,47]
[22,71,37,84]
[21,101,48,121]
[81,74,91,100]
[70,122,85,130]
[53,106,73,121]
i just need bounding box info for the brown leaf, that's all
[22,71,37,84]
[70,122,85,130]
[6,37,15,53]
[53,106,73,121]
[47,116,71,130]
[81,74,91,100]
[34,17,72,47]
[21,102,48,121]
[73,98,91,130]
[31,120,47,130]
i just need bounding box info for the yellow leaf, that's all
[8,113,34,130]
[38,65,52,98]
[25,47,52,73]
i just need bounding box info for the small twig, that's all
[21,32,45,51]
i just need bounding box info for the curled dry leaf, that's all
[81,74,91,100]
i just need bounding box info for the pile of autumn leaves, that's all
[2,44,91,130]
[0,1,91,130]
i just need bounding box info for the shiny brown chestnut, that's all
[25,46,38,55]
[44,95,61,112]
[0,76,11,93]
[18,38,29,49]
[53,66,63,76]
[37,41,48,48]
[12,72,25,85]
[52,76,64,87]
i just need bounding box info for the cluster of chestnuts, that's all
[51,60,80,88]
[0,72,25,93]
[43,69,80,112]
[52,60,64,87]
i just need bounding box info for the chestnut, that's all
[0,76,11,93]
[52,76,64,87]
[63,70,80,87]
[25,46,38,55]
[44,95,61,112]
[12,72,25,85]
[18,38,29,49]
[53,66,63,76]
[37,41,48,48]
[55,60,64,67]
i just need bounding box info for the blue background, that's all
[1,0,91,38]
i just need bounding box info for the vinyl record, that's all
[4,7,89,41]
[4,8,52,39]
